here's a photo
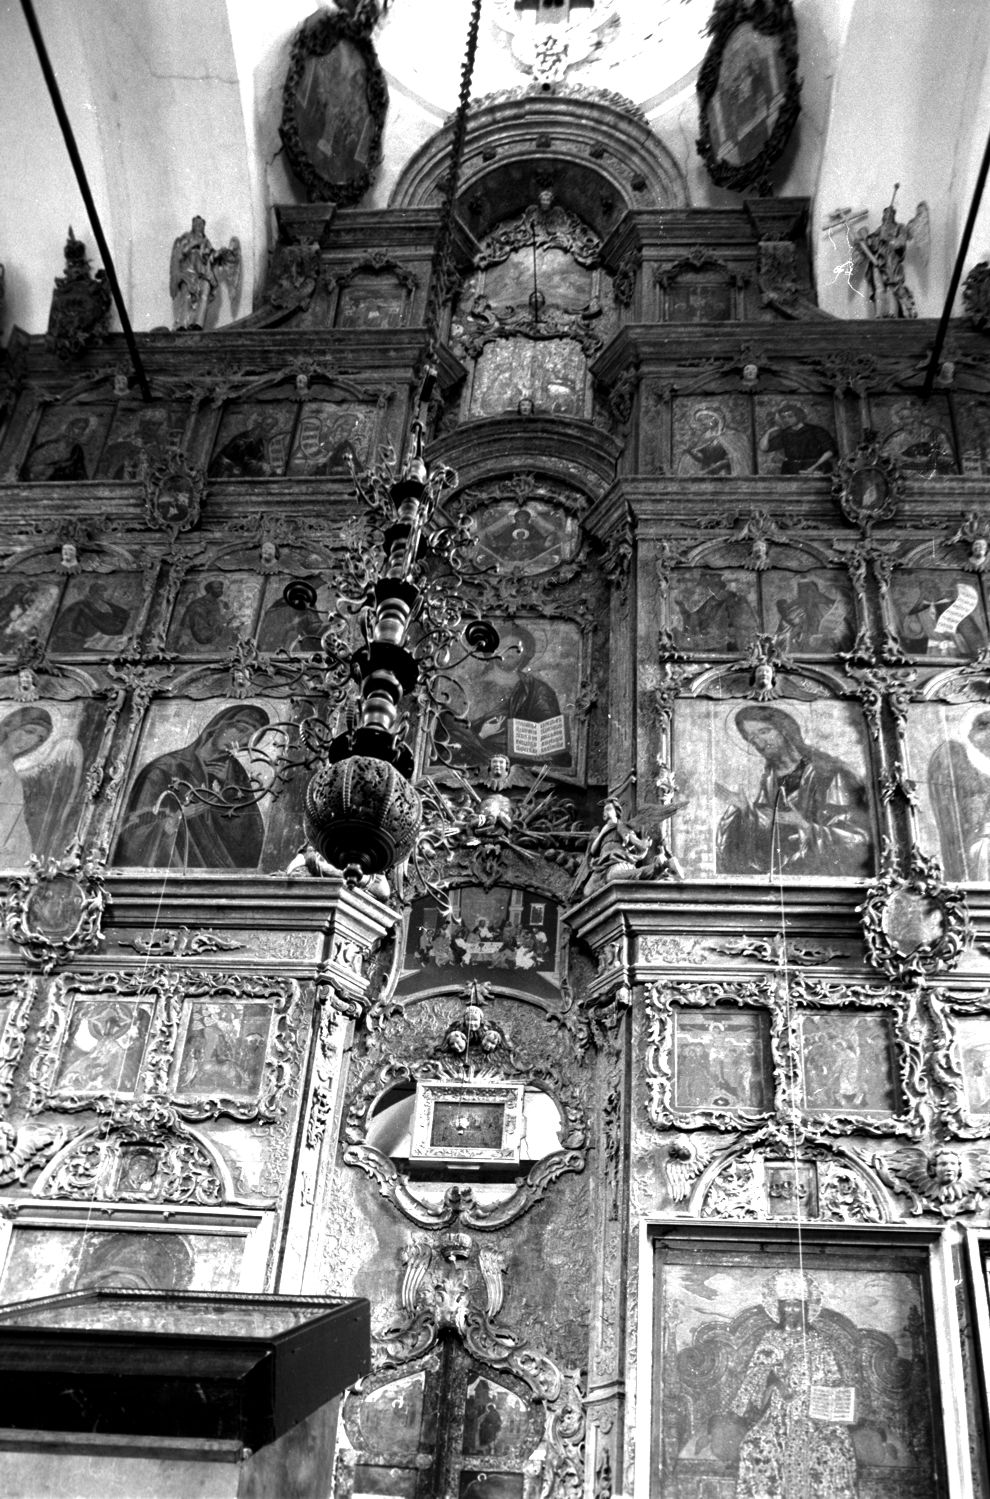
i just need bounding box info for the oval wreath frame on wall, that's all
[279,11,389,207]
[695,0,802,195]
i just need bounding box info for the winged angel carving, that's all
[0,1120,65,1186]
[415,754,587,888]
[851,190,930,319]
[873,1141,990,1216]
[169,215,241,331]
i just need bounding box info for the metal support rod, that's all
[20,0,153,400]
[922,121,990,400]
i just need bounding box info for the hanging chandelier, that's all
[287,0,487,885]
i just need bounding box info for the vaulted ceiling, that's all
[1,0,988,339]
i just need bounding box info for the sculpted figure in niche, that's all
[716,705,872,877]
[114,704,269,870]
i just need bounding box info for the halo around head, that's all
[761,1268,823,1322]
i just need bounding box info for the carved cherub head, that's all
[931,1144,965,1188]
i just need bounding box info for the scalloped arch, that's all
[389,91,688,237]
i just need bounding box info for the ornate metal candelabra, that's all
[286,415,498,885]
[289,0,486,887]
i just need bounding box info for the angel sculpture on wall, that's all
[852,188,930,319]
[872,1141,990,1216]
[169,215,241,331]
[571,760,688,899]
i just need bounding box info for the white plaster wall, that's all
[0,0,103,341]
[1,0,255,336]
[813,0,990,319]
[1,0,985,338]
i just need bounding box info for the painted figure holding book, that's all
[443,622,572,770]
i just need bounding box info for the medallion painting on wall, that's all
[468,499,581,579]
[755,397,839,476]
[111,699,306,874]
[469,339,586,419]
[21,405,113,481]
[672,396,753,477]
[0,700,103,870]
[886,570,988,659]
[671,565,856,656]
[96,404,187,480]
[439,618,582,777]
[398,885,560,999]
[869,395,956,475]
[699,7,798,184]
[904,703,990,880]
[652,1240,942,1499]
[280,12,386,204]
[672,699,876,880]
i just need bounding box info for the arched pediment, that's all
[429,413,621,491]
[389,91,688,232]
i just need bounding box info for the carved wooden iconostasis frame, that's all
[639,1222,970,1499]
[341,972,589,1235]
[27,968,300,1121]
[964,1226,990,1468]
[645,974,927,1140]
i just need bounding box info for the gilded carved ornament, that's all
[3,843,109,974]
[859,852,972,984]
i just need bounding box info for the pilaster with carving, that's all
[278,882,397,1293]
